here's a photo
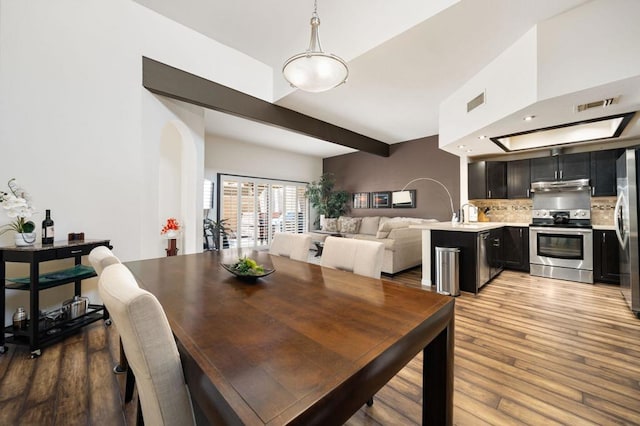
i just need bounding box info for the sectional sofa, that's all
[307,216,437,274]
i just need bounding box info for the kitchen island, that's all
[411,222,530,292]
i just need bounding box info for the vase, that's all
[15,232,37,246]
[164,230,179,239]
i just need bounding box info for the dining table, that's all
[124,248,455,425]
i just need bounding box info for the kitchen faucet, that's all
[460,202,477,224]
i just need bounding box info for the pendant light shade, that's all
[282,2,348,93]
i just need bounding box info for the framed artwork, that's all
[393,189,416,208]
[352,192,370,209]
[371,191,391,208]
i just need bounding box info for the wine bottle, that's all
[42,209,54,245]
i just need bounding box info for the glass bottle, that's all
[42,209,54,245]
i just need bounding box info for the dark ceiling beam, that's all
[142,57,390,157]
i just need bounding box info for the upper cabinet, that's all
[530,153,591,182]
[470,148,623,200]
[530,152,590,182]
[590,149,623,197]
[469,161,506,199]
[507,159,531,199]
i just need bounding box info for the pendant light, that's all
[282,0,349,93]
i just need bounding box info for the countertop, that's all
[411,222,615,232]
[410,222,528,232]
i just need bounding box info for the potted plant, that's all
[305,173,349,227]
[0,179,37,246]
[204,217,231,250]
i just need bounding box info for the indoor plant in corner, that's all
[305,173,349,228]
[0,178,37,246]
[204,217,231,251]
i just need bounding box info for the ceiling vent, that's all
[467,92,485,113]
[575,97,617,112]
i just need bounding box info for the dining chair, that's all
[88,246,121,275]
[321,236,385,279]
[88,246,135,401]
[99,264,195,426]
[269,232,312,262]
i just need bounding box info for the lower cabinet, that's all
[593,229,620,284]
[501,226,530,272]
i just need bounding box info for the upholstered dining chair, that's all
[99,264,195,426]
[88,246,135,401]
[269,232,312,262]
[88,246,121,275]
[320,236,385,279]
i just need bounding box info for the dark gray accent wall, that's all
[323,136,460,221]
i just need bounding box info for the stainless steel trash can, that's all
[435,247,460,296]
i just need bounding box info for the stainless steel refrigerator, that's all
[615,148,640,318]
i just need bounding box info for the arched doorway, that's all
[158,120,198,255]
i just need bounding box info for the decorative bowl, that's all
[221,263,275,282]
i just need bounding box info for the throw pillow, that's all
[359,216,380,235]
[340,217,361,234]
[322,218,338,232]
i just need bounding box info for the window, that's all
[219,174,308,249]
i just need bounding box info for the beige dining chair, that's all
[88,246,135,401]
[99,264,195,426]
[321,236,385,279]
[269,232,312,262]
[88,246,121,275]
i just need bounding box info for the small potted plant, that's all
[0,179,36,246]
[204,217,231,251]
[161,217,181,239]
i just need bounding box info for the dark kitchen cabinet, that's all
[593,229,620,284]
[531,153,590,182]
[507,159,531,199]
[590,149,623,197]
[501,226,530,271]
[489,228,504,277]
[468,161,506,199]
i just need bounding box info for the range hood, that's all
[531,178,590,193]
[491,112,635,153]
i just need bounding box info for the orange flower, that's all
[161,217,181,234]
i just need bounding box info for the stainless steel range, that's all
[529,179,594,284]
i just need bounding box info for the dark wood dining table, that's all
[125,248,454,425]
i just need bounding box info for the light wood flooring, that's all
[1,268,640,425]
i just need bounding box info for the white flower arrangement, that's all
[0,178,36,235]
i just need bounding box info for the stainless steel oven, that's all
[530,226,593,283]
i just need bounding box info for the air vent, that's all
[467,92,485,113]
[575,97,617,112]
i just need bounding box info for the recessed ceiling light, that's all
[457,144,466,149]
[466,149,472,153]
[478,135,487,140]
[490,112,635,152]
[523,115,536,121]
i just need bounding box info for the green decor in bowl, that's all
[221,257,274,282]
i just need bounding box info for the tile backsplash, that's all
[470,196,616,226]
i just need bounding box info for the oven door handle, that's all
[614,192,627,248]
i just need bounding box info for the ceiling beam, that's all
[142,57,390,157]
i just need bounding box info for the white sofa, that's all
[308,216,436,274]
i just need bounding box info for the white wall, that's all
[204,135,323,185]
[0,0,275,323]
[439,28,538,148]
[537,0,640,100]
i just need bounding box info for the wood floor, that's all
[1,268,640,425]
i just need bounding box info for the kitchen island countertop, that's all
[410,221,530,232]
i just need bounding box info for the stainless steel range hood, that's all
[531,179,591,192]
